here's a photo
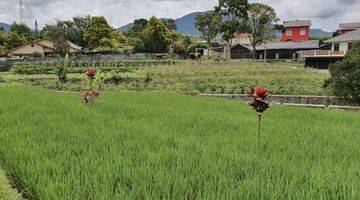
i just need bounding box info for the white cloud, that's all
[1,0,359,31]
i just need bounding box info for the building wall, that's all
[9,43,44,57]
[332,42,349,53]
[281,27,310,42]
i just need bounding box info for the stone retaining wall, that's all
[199,94,359,107]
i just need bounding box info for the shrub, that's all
[31,51,43,57]
[326,42,360,103]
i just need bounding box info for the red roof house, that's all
[281,20,312,42]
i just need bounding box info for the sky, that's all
[0,0,359,31]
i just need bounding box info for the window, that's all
[300,28,306,36]
[286,29,292,36]
[31,43,35,47]
[334,44,340,51]
[348,43,353,50]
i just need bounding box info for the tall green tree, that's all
[195,11,221,50]
[215,0,249,58]
[127,18,148,37]
[43,15,91,47]
[10,22,32,39]
[5,32,26,49]
[247,3,279,60]
[161,19,177,31]
[143,17,172,53]
[84,16,114,48]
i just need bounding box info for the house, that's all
[230,40,324,60]
[281,20,311,42]
[302,29,360,69]
[338,22,360,35]
[6,39,83,58]
[231,32,252,45]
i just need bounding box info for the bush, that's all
[31,51,43,57]
[326,42,360,103]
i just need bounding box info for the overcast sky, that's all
[1,0,359,31]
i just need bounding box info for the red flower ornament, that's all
[249,86,270,114]
[87,68,95,79]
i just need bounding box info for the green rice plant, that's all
[0,85,359,199]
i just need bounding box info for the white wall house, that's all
[326,29,360,54]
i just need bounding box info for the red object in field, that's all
[249,86,270,114]
[87,68,95,79]
[281,20,311,42]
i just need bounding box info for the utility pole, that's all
[19,0,24,24]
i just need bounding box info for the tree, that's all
[247,3,279,60]
[43,15,91,47]
[182,35,193,49]
[53,36,71,56]
[127,37,145,53]
[195,11,221,51]
[112,31,127,45]
[5,32,26,49]
[325,42,360,103]
[127,18,148,37]
[161,19,177,31]
[10,22,32,39]
[143,17,172,53]
[215,0,249,59]
[84,16,114,48]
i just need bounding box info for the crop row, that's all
[12,59,179,69]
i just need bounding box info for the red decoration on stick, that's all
[249,86,271,156]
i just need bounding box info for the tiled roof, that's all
[339,22,360,30]
[283,20,312,28]
[325,29,360,43]
[243,40,320,50]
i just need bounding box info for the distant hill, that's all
[121,12,332,38]
[0,22,11,32]
[310,29,332,37]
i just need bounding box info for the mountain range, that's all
[118,12,332,37]
[0,22,11,32]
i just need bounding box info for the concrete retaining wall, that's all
[199,94,359,108]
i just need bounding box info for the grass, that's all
[0,168,20,200]
[1,60,330,95]
[0,84,359,199]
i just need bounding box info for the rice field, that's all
[0,84,359,199]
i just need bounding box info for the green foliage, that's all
[143,17,172,53]
[173,43,186,56]
[0,85,359,199]
[54,37,71,56]
[215,0,249,58]
[247,3,279,54]
[10,22,32,40]
[11,61,328,96]
[195,11,221,46]
[4,32,26,49]
[31,51,43,57]
[126,18,148,37]
[57,54,70,83]
[186,43,208,54]
[42,15,91,48]
[161,19,177,31]
[326,42,360,103]
[84,16,114,48]
[127,37,145,53]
